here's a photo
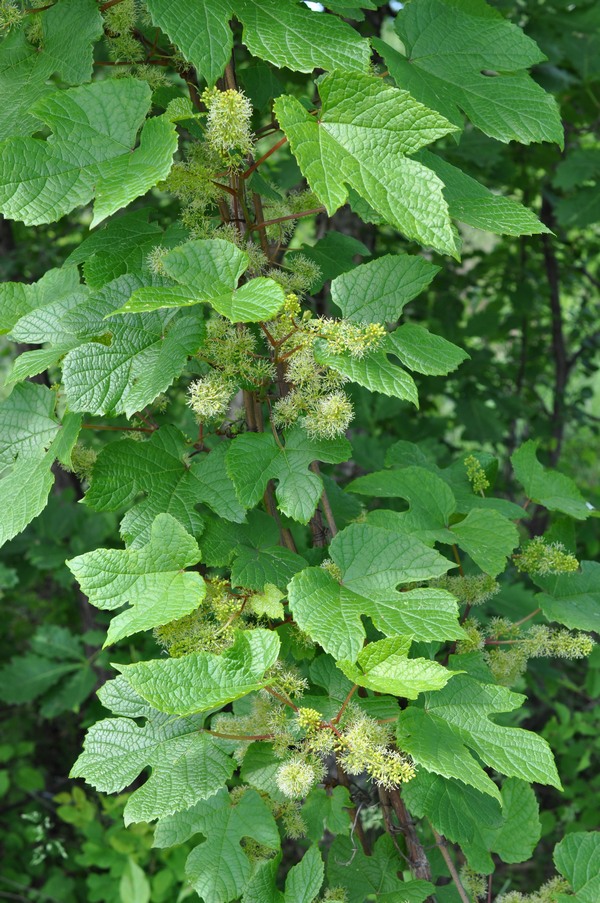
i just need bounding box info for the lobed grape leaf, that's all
[376,0,563,145]
[226,426,351,524]
[396,674,562,800]
[274,71,460,257]
[554,832,600,902]
[0,80,177,227]
[330,253,439,324]
[144,0,369,85]
[70,677,234,826]
[512,440,591,519]
[338,636,454,699]
[67,514,206,646]
[533,561,600,632]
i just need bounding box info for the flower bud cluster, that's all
[202,87,254,162]
[323,890,349,903]
[496,876,572,903]
[335,710,415,789]
[459,867,487,901]
[68,444,97,481]
[484,623,594,686]
[433,574,499,606]
[0,1,22,32]
[308,317,387,359]
[153,578,241,656]
[456,618,485,654]
[514,536,579,575]
[275,755,324,799]
[267,256,323,295]
[464,454,490,493]
[201,317,276,389]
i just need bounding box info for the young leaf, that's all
[283,846,324,903]
[377,0,563,145]
[274,72,460,257]
[67,514,206,647]
[0,80,177,227]
[314,342,419,406]
[122,238,285,322]
[70,685,234,825]
[226,427,351,524]
[118,629,280,715]
[0,265,82,335]
[338,636,454,699]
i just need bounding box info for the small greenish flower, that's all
[202,87,254,158]
[187,372,235,421]
[304,391,353,439]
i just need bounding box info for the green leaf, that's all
[512,440,591,519]
[450,508,519,577]
[85,428,245,546]
[145,0,370,84]
[236,0,370,75]
[0,653,79,704]
[0,265,82,335]
[0,0,103,141]
[327,834,434,903]
[417,150,551,236]
[120,858,150,903]
[0,383,59,466]
[226,427,350,524]
[0,449,55,549]
[338,637,454,699]
[274,72,459,257]
[348,466,456,543]
[301,786,351,843]
[201,510,307,591]
[533,561,600,632]
[331,254,439,324]
[284,846,324,903]
[288,524,455,661]
[403,773,540,874]
[554,832,600,902]
[314,341,419,406]
[396,674,562,799]
[67,514,206,646]
[383,324,469,376]
[186,790,281,903]
[377,0,563,145]
[62,274,204,417]
[118,629,280,715]
[122,238,285,322]
[0,80,177,227]
[65,208,164,289]
[71,681,234,825]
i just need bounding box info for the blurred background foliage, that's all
[1,0,599,900]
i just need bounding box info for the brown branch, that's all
[82,423,154,433]
[333,685,358,724]
[429,823,470,903]
[242,136,288,179]
[250,207,326,231]
[540,198,568,466]
[336,762,370,855]
[387,789,433,882]
[99,0,127,11]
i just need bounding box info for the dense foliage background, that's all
[0,1,599,901]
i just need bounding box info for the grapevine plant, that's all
[0,1,598,901]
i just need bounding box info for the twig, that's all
[336,763,370,855]
[429,823,470,903]
[242,137,288,179]
[250,207,326,231]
